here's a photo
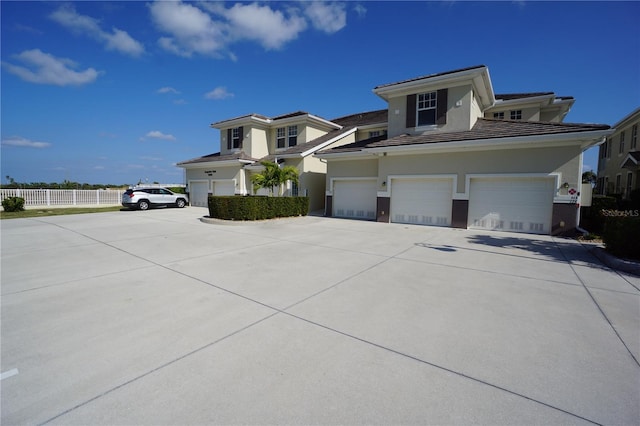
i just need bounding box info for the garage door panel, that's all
[390,178,452,226]
[468,178,554,234]
[333,180,377,220]
[214,181,235,196]
[190,181,209,207]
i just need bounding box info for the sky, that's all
[1,1,639,186]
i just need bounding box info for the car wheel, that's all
[176,198,186,208]
[138,200,150,211]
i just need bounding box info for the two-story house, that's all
[177,111,359,210]
[596,107,640,198]
[316,65,612,235]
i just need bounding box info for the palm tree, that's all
[251,161,299,196]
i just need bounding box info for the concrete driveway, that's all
[1,208,639,425]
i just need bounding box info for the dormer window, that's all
[510,110,522,120]
[417,92,437,126]
[226,126,243,150]
[406,89,448,129]
[493,112,505,120]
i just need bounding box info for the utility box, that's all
[581,183,593,207]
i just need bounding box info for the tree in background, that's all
[582,170,597,186]
[251,161,299,196]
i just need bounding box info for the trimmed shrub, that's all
[167,187,186,194]
[208,196,309,221]
[2,196,26,212]
[602,215,640,260]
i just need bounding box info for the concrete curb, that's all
[587,245,640,277]
[199,216,304,226]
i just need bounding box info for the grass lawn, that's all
[0,206,124,219]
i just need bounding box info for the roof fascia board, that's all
[211,115,272,129]
[613,107,640,129]
[314,150,376,160]
[299,127,358,157]
[362,129,613,156]
[490,94,555,108]
[178,159,252,168]
[273,113,342,130]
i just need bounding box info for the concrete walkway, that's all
[1,208,638,425]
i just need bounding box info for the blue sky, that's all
[2,1,639,185]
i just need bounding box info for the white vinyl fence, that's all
[1,189,122,208]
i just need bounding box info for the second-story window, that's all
[620,131,625,154]
[288,125,297,147]
[232,127,241,149]
[632,124,638,150]
[276,127,286,148]
[510,110,522,120]
[493,112,505,120]
[417,92,437,126]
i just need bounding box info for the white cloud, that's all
[2,49,99,86]
[205,86,234,100]
[149,1,346,57]
[304,2,347,34]
[50,5,144,57]
[157,86,180,94]
[1,136,52,148]
[149,1,227,57]
[141,131,176,141]
[222,3,307,50]
[353,4,367,18]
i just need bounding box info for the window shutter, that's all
[238,126,244,149]
[227,129,232,150]
[436,89,448,125]
[406,94,416,128]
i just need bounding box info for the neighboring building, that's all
[316,65,612,235]
[177,111,358,211]
[596,107,640,198]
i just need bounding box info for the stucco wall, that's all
[386,84,478,137]
[375,145,582,194]
[186,166,241,183]
[326,158,379,190]
[247,127,269,159]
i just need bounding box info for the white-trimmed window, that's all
[615,174,622,193]
[626,172,633,198]
[493,112,505,120]
[288,125,297,147]
[620,131,625,154]
[607,137,612,158]
[276,127,286,149]
[232,127,241,149]
[510,110,522,120]
[417,92,437,126]
[604,176,609,195]
[632,124,638,150]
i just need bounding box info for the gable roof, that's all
[373,65,487,90]
[260,126,358,160]
[176,151,259,166]
[495,92,554,101]
[317,118,611,155]
[331,109,388,127]
[621,151,640,169]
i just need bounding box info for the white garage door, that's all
[189,181,209,207]
[468,177,555,234]
[390,178,453,226]
[333,180,377,220]
[213,180,235,196]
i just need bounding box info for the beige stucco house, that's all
[596,107,640,198]
[177,111,357,211]
[316,65,612,235]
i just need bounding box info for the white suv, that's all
[122,187,188,210]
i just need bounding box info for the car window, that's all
[160,189,171,195]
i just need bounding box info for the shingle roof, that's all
[261,126,357,160]
[272,111,309,120]
[331,109,388,127]
[374,65,486,90]
[320,118,610,154]
[211,113,270,126]
[177,151,259,166]
[494,92,554,100]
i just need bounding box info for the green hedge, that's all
[602,215,640,260]
[208,196,309,220]
[2,196,25,212]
